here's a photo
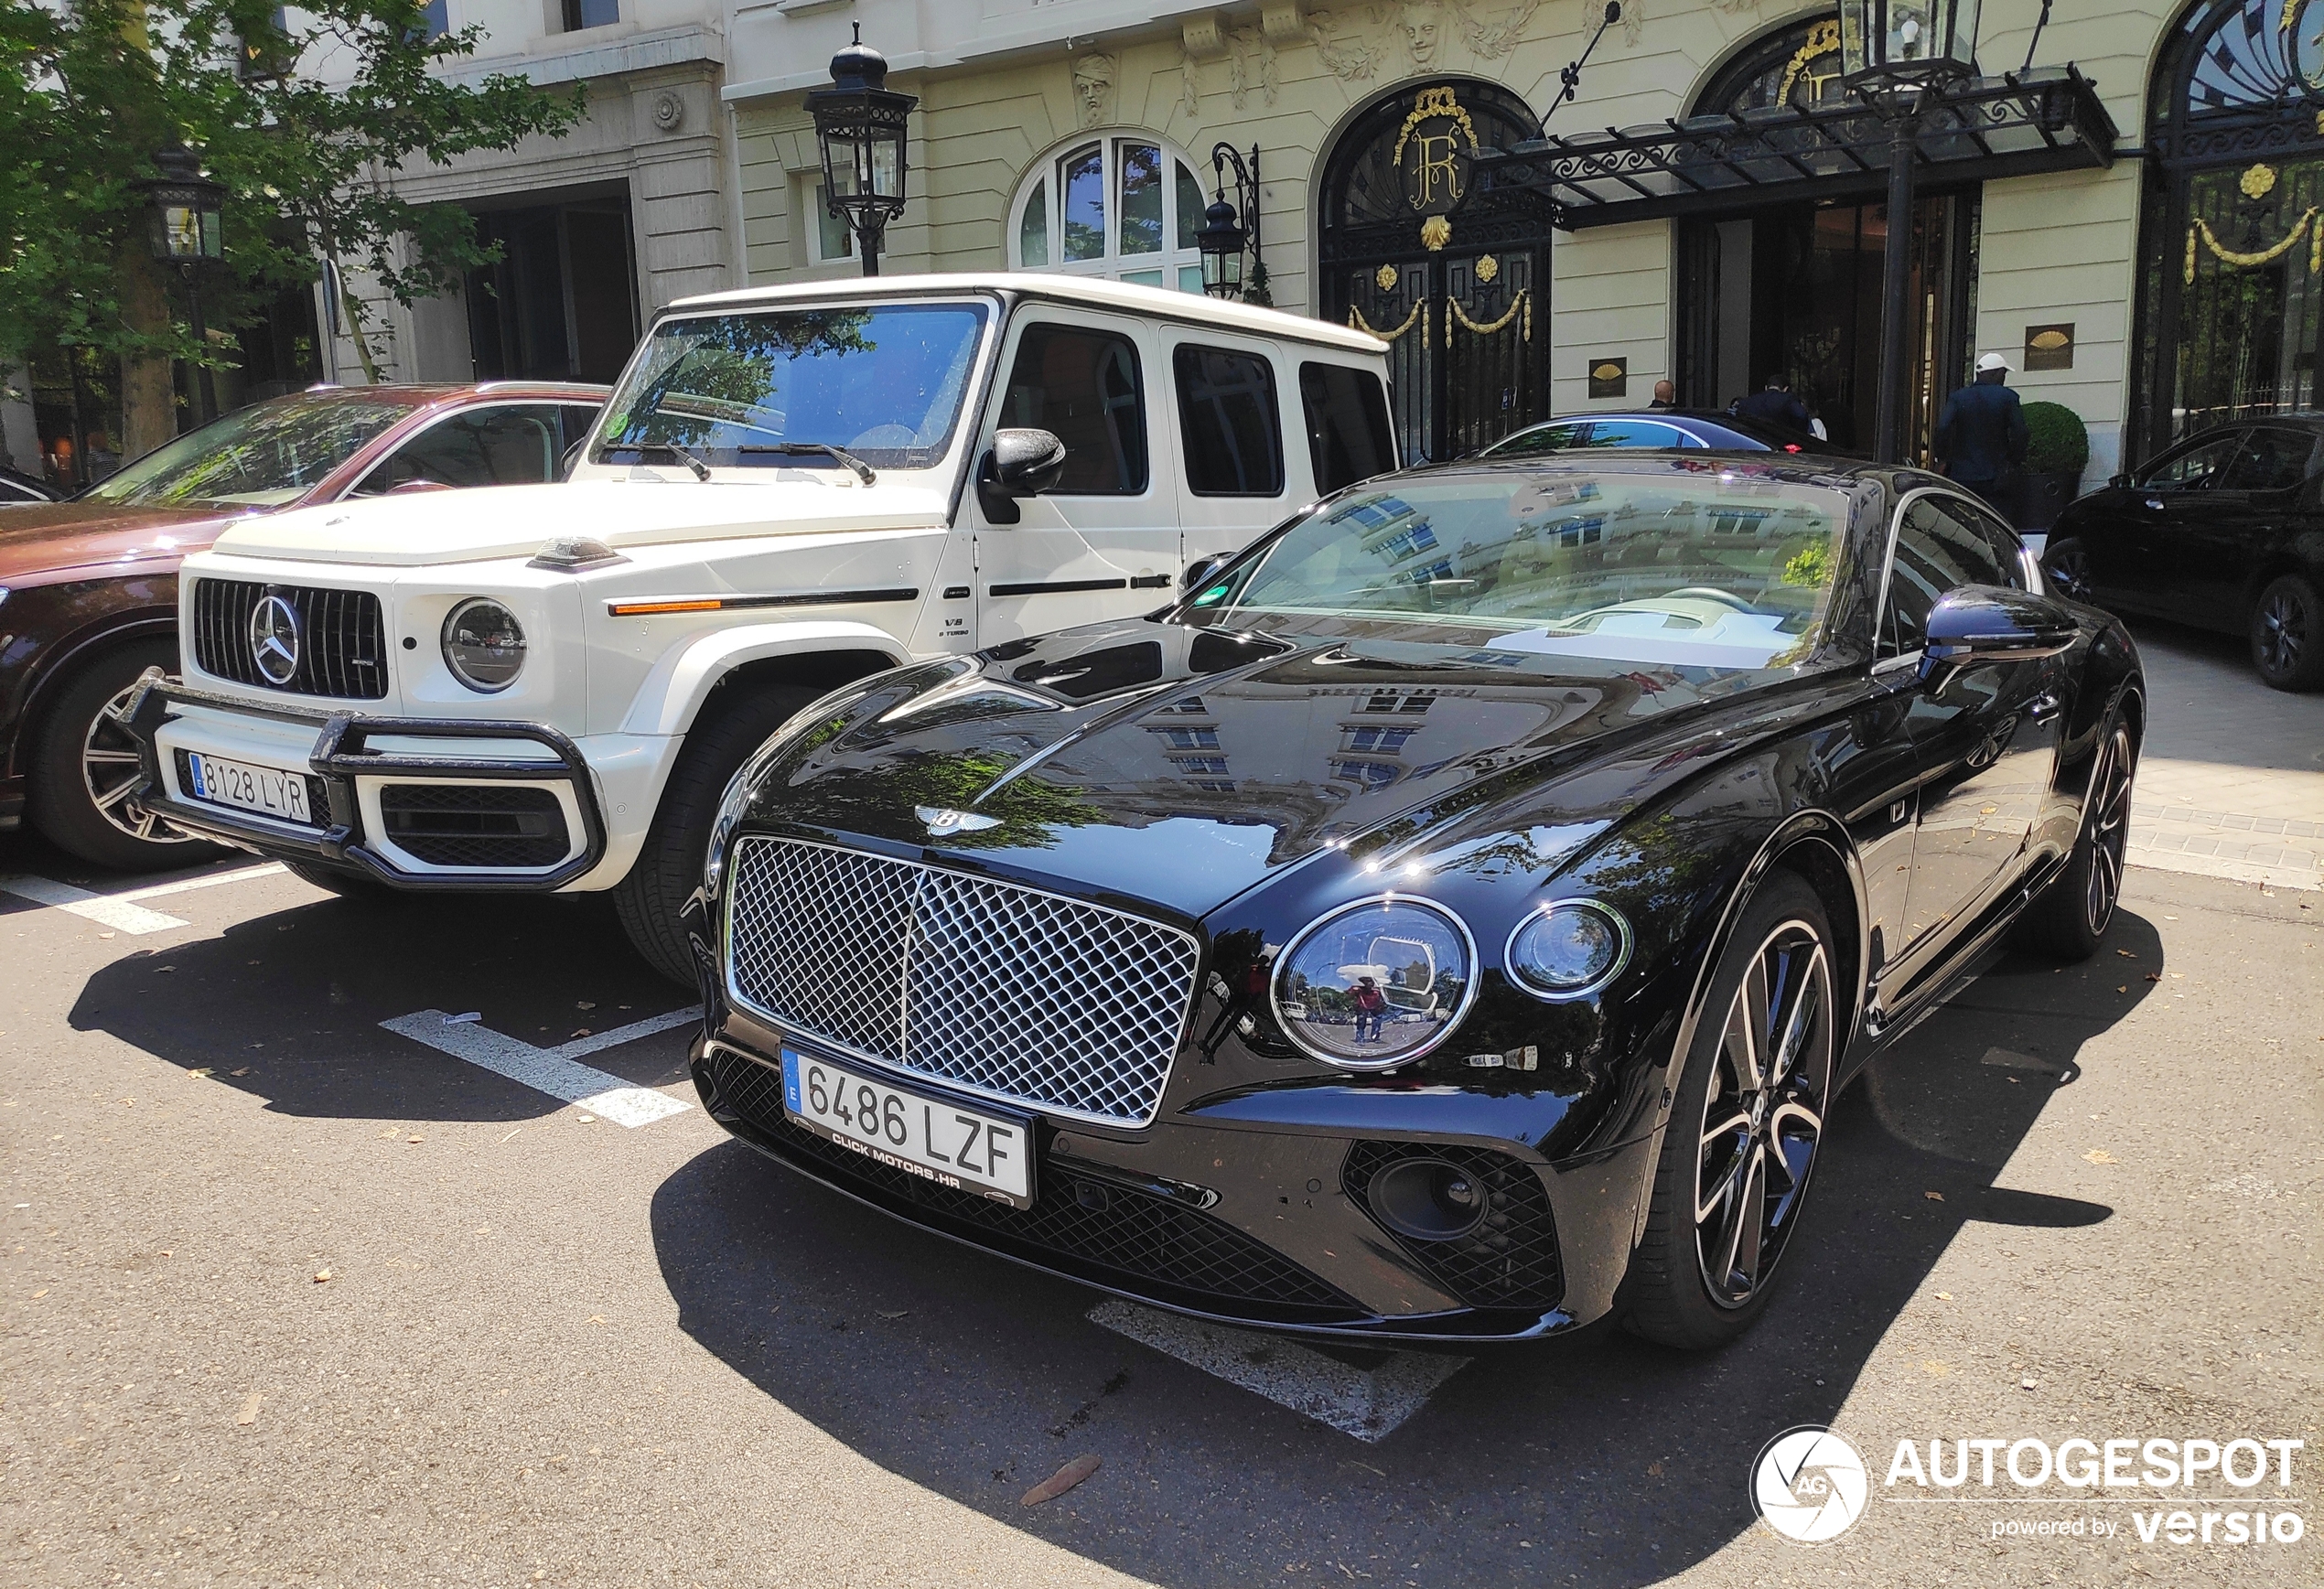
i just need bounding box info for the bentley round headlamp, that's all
[1271,896,1477,1070]
[1505,899,1630,1001]
[441,598,526,693]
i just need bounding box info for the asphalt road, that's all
[1,834,2318,1588]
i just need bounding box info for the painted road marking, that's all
[1088,1299,1468,1443]
[380,1007,699,1127]
[110,862,286,902]
[0,875,188,934]
[0,861,288,934]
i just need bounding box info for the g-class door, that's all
[974,313,1182,646]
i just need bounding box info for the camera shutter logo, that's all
[249,594,302,686]
[1750,1425,1868,1544]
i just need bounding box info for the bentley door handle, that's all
[2144,498,2166,510]
[2027,692,2063,725]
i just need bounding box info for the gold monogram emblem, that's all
[2243,162,2280,199]
[1375,263,1400,291]
[1393,86,1479,217]
[1475,253,1500,283]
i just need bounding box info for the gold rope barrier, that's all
[1349,299,1426,341]
[2184,209,2321,284]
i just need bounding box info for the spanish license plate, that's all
[186,751,315,825]
[780,1047,1033,1208]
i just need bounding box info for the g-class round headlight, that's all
[1505,899,1630,1001]
[1271,896,1477,1070]
[441,598,526,693]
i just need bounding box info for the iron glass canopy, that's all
[1474,66,2117,229]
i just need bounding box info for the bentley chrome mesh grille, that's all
[725,836,1200,1127]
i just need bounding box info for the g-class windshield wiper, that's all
[737,442,877,486]
[607,442,711,480]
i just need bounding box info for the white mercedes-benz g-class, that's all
[124,274,1394,981]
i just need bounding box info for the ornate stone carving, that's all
[1584,0,1643,47]
[1071,53,1117,129]
[1307,7,1388,81]
[651,91,684,133]
[1452,0,1540,58]
[1399,1,1444,70]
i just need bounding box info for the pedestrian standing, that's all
[1934,352,2028,506]
[1736,373,1812,436]
[1647,379,1678,411]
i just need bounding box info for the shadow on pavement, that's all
[65,889,695,1122]
[648,915,2159,1589]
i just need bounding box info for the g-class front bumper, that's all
[121,669,608,890]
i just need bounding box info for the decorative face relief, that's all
[1072,53,1117,128]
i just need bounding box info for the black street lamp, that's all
[1197,144,1267,304]
[139,142,226,424]
[1839,0,1983,464]
[806,25,917,276]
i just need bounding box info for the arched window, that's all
[1009,135,1210,293]
[2134,0,2324,454]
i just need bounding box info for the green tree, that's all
[0,0,581,452]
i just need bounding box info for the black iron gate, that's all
[1319,81,1555,464]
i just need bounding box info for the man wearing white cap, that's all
[1933,351,2028,507]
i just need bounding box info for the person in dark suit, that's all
[1935,353,2028,504]
[1647,380,1678,410]
[1736,373,1812,435]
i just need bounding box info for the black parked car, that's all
[1480,410,1840,458]
[690,456,2141,1347]
[2043,416,2324,690]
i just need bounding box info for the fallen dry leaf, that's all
[30,1289,48,1299]
[569,1029,591,1039]
[188,1068,213,1079]
[2020,1377,2039,1390]
[312,1269,331,1283]
[229,1068,251,1077]
[1021,1453,1102,1506]
[876,1309,909,1320]
[586,1315,608,1325]
[576,1001,596,1010]
[1935,1291,1953,1301]
[406,1135,424,1144]
[1646,1460,1665,1476]
[377,1128,397,1140]
[2145,972,2162,982]
[2084,1149,2118,1165]
[2116,985,2129,993]
[2116,950,2135,958]
[1924,1361,1951,1376]
[1923,1190,1945,1202]
[234,1393,261,1426]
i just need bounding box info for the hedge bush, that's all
[2022,401,2089,475]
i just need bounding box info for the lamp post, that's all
[1839,0,1982,465]
[1197,144,1266,303]
[139,142,226,424]
[806,25,917,275]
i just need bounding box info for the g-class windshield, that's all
[593,302,990,473]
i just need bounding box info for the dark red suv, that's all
[0,381,607,870]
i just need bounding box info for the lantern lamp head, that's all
[143,143,225,265]
[1837,0,1982,88]
[807,24,917,225]
[1196,196,1247,297]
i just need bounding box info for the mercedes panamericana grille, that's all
[693,456,2143,1345]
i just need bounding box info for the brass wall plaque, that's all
[1587,358,1629,398]
[2024,323,2075,371]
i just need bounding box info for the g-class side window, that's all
[1299,362,1396,493]
[1000,326,1148,494]
[1174,345,1284,498]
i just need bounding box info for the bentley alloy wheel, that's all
[1694,915,1834,1310]
[2082,722,2134,939]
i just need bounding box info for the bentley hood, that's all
[740,614,1833,919]
[206,478,953,567]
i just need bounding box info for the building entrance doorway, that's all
[1679,191,1978,456]
[463,186,640,384]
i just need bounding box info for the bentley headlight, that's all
[1272,896,1477,1069]
[441,598,526,693]
[1505,899,1630,1001]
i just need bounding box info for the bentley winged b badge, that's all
[915,806,1002,838]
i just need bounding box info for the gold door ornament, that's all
[1349,299,1428,341]
[1375,263,1401,291]
[2184,209,2324,281]
[1474,253,1500,283]
[1450,288,1533,344]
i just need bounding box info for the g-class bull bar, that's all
[120,668,608,891]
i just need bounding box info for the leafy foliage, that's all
[0,0,581,386]
[2021,401,2090,476]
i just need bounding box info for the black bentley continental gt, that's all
[686,454,2143,1347]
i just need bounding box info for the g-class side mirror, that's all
[976,428,1067,524]
[1182,552,1232,592]
[1919,585,2079,686]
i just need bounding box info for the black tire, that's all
[2017,711,2137,961]
[614,682,816,986]
[27,642,221,872]
[2251,573,2324,692]
[2043,537,2094,605]
[1622,871,1838,1350]
[285,859,398,901]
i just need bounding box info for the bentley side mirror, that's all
[1182,552,1232,592]
[976,428,1067,525]
[2108,472,2132,489]
[1919,585,2080,685]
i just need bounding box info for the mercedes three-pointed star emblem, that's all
[915,805,1002,838]
[249,594,302,687]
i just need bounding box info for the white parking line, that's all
[379,1007,698,1127]
[0,875,188,934]
[111,862,287,902]
[1088,1299,1468,1443]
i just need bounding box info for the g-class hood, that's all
[743,614,1834,919]
[207,479,952,567]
